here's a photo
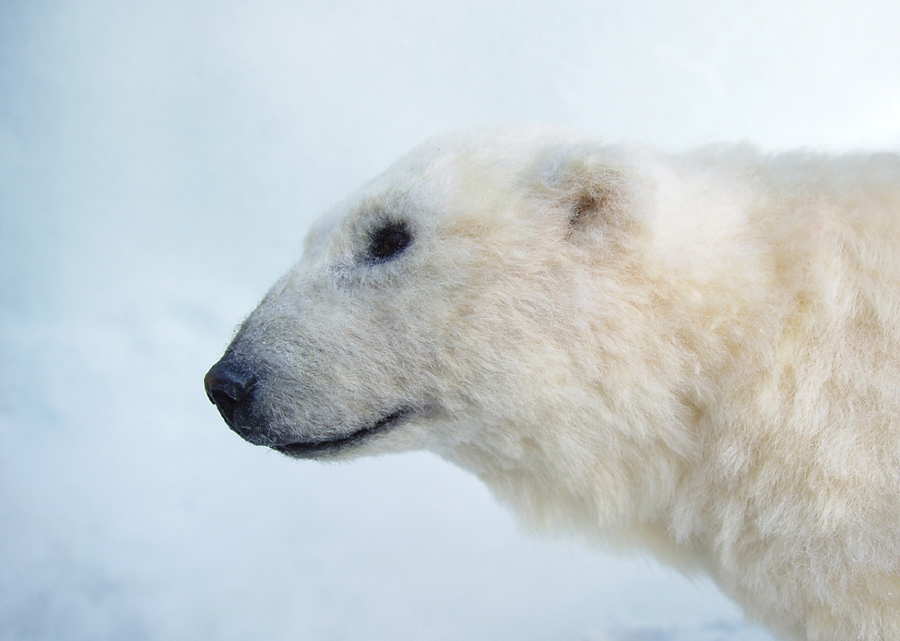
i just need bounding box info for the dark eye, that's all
[368,222,412,263]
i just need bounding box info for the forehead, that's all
[314,142,471,234]
[304,126,583,248]
[365,125,580,196]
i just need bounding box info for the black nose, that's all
[204,359,257,428]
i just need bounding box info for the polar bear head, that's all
[205,126,693,524]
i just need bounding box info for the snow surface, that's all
[2,0,899,639]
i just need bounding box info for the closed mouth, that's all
[272,407,413,458]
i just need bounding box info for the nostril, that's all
[209,386,238,416]
[204,360,257,427]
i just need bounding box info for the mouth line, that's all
[272,407,413,457]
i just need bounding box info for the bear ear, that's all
[538,146,637,235]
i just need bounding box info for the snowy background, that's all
[2,1,900,639]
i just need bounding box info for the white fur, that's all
[229,126,900,641]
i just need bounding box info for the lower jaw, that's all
[271,407,413,458]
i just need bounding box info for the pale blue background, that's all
[2,1,899,639]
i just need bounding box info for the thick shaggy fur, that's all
[211,126,900,640]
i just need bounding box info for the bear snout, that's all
[204,358,267,444]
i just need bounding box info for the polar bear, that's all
[205,126,900,641]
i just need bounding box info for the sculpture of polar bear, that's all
[206,127,900,641]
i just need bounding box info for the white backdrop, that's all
[2,1,899,639]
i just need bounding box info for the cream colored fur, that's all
[231,126,900,641]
